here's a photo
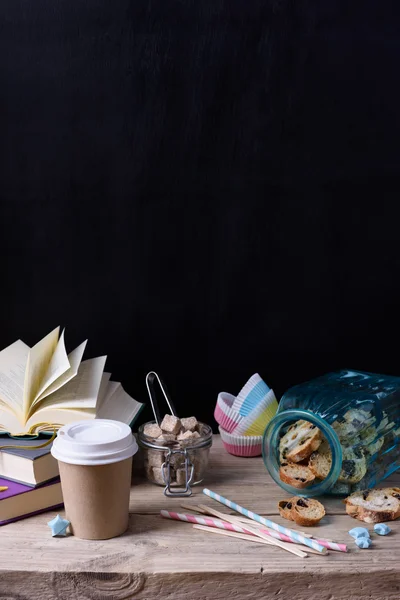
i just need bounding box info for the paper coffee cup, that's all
[51,419,138,540]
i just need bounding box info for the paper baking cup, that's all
[214,392,244,433]
[233,389,278,436]
[219,426,262,457]
[232,373,271,417]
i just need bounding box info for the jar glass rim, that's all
[262,409,343,497]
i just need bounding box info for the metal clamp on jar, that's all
[138,372,212,497]
[162,447,194,496]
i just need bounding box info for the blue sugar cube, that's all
[349,527,370,539]
[374,523,391,536]
[355,537,372,549]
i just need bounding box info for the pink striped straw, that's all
[160,510,347,553]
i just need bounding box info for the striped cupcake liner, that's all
[214,392,244,433]
[219,426,262,457]
[231,373,271,417]
[233,389,278,436]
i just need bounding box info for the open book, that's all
[0,327,143,434]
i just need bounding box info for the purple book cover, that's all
[0,476,63,526]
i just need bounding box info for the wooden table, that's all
[1,436,400,600]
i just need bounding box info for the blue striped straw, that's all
[203,488,326,554]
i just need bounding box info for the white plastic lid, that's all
[51,419,138,466]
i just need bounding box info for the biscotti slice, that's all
[279,462,315,489]
[364,436,384,459]
[278,499,294,521]
[279,420,322,463]
[290,497,326,526]
[386,487,400,499]
[309,439,367,485]
[344,488,400,523]
[332,409,375,443]
[338,448,367,484]
[360,425,378,445]
[309,446,332,480]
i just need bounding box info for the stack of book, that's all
[0,326,144,525]
[0,438,63,525]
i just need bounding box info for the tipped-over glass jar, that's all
[263,370,400,497]
[138,422,213,497]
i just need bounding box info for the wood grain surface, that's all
[1,436,400,599]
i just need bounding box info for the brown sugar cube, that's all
[180,416,198,432]
[145,463,164,484]
[156,433,177,445]
[143,423,162,439]
[176,468,189,486]
[156,464,177,484]
[160,414,182,435]
[146,449,165,468]
[151,466,166,485]
[167,451,185,468]
[177,430,201,447]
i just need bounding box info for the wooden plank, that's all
[2,569,400,600]
[132,436,400,515]
[0,514,400,600]
[0,435,400,600]
[0,511,399,573]
[1,570,400,600]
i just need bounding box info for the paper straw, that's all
[161,510,346,552]
[181,503,312,538]
[193,524,327,556]
[161,509,251,532]
[181,503,343,548]
[196,503,341,553]
[202,488,327,554]
[161,510,306,557]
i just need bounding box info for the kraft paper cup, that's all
[51,419,138,540]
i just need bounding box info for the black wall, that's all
[1,0,400,429]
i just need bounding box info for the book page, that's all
[100,380,120,406]
[96,372,111,410]
[96,382,143,425]
[32,339,87,407]
[39,356,106,409]
[0,409,24,434]
[33,329,71,403]
[23,327,60,416]
[27,407,95,432]
[0,340,29,416]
